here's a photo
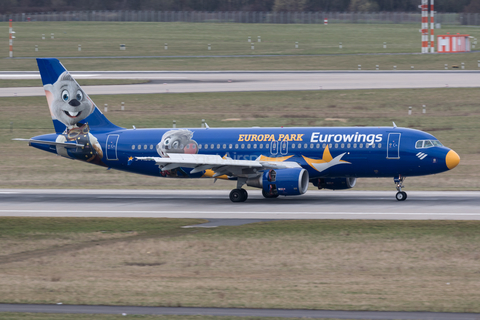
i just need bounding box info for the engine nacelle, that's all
[312,177,357,190]
[247,168,309,196]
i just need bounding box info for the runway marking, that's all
[0,209,479,216]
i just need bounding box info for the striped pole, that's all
[9,19,13,58]
[430,0,435,53]
[421,0,428,53]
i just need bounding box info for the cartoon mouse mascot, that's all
[156,129,199,177]
[44,71,105,165]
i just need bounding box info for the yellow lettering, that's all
[251,134,257,141]
[238,135,244,141]
[278,134,284,141]
[268,134,275,141]
[296,134,304,141]
[258,134,264,141]
[245,135,251,142]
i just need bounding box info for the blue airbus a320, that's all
[14,58,460,202]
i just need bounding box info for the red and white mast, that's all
[9,19,14,58]
[421,0,428,53]
[430,0,435,53]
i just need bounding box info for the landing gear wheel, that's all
[262,189,279,199]
[230,188,247,202]
[396,191,407,201]
[241,188,248,201]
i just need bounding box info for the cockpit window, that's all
[416,139,443,149]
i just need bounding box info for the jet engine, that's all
[312,177,357,190]
[247,168,309,197]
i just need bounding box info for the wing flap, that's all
[135,153,300,178]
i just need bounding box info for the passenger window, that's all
[378,143,382,148]
[316,143,320,148]
[210,144,214,149]
[223,144,226,149]
[334,143,338,148]
[260,144,263,149]
[199,144,203,149]
[310,143,314,148]
[229,144,232,149]
[291,144,295,149]
[204,144,208,149]
[235,144,239,149]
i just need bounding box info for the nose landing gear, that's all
[394,175,407,201]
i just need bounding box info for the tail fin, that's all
[37,58,121,134]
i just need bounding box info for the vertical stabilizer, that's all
[37,58,121,134]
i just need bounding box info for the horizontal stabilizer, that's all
[12,138,85,148]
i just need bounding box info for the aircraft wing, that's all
[135,153,300,178]
[12,138,85,148]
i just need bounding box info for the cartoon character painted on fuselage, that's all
[156,129,198,158]
[44,71,104,164]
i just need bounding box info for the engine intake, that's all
[247,168,309,197]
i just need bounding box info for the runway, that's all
[1,70,480,97]
[0,189,479,222]
[1,304,479,320]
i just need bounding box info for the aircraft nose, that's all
[446,150,460,170]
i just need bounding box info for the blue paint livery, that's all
[21,58,460,202]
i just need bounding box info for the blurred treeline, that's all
[2,0,480,14]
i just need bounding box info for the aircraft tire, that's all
[230,189,247,202]
[241,188,248,201]
[396,191,407,201]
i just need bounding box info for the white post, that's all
[339,42,342,49]
[78,44,81,51]
[383,42,387,49]
[201,119,206,128]
[394,65,397,70]
[248,36,251,42]
[295,41,298,48]
[173,120,176,128]
[164,43,168,50]
[35,45,38,52]
[461,62,465,69]
[51,33,54,39]
[408,106,412,115]
[258,36,261,42]
[251,43,254,50]
[121,102,125,111]
[444,64,448,69]
[411,66,414,70]
[42,34,45,40]
[376,65,379,70]
[104,104,108,112]
[422,105,426,114]
[358,65,361,70]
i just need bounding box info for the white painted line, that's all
[0,210,478,216]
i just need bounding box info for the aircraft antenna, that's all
[392,122,397,128]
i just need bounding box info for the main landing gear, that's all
[230,188,248,202]
[394,175,407,201]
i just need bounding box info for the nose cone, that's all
[446,150,460,170]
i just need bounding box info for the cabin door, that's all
[106,134,120,160]
[270,141,279,155]
[387,133,401,159]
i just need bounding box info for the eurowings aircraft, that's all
[15,58,460,202]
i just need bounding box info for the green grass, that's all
[1,218,480,312]
[1,22,480,71]
[0,217,206,238]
